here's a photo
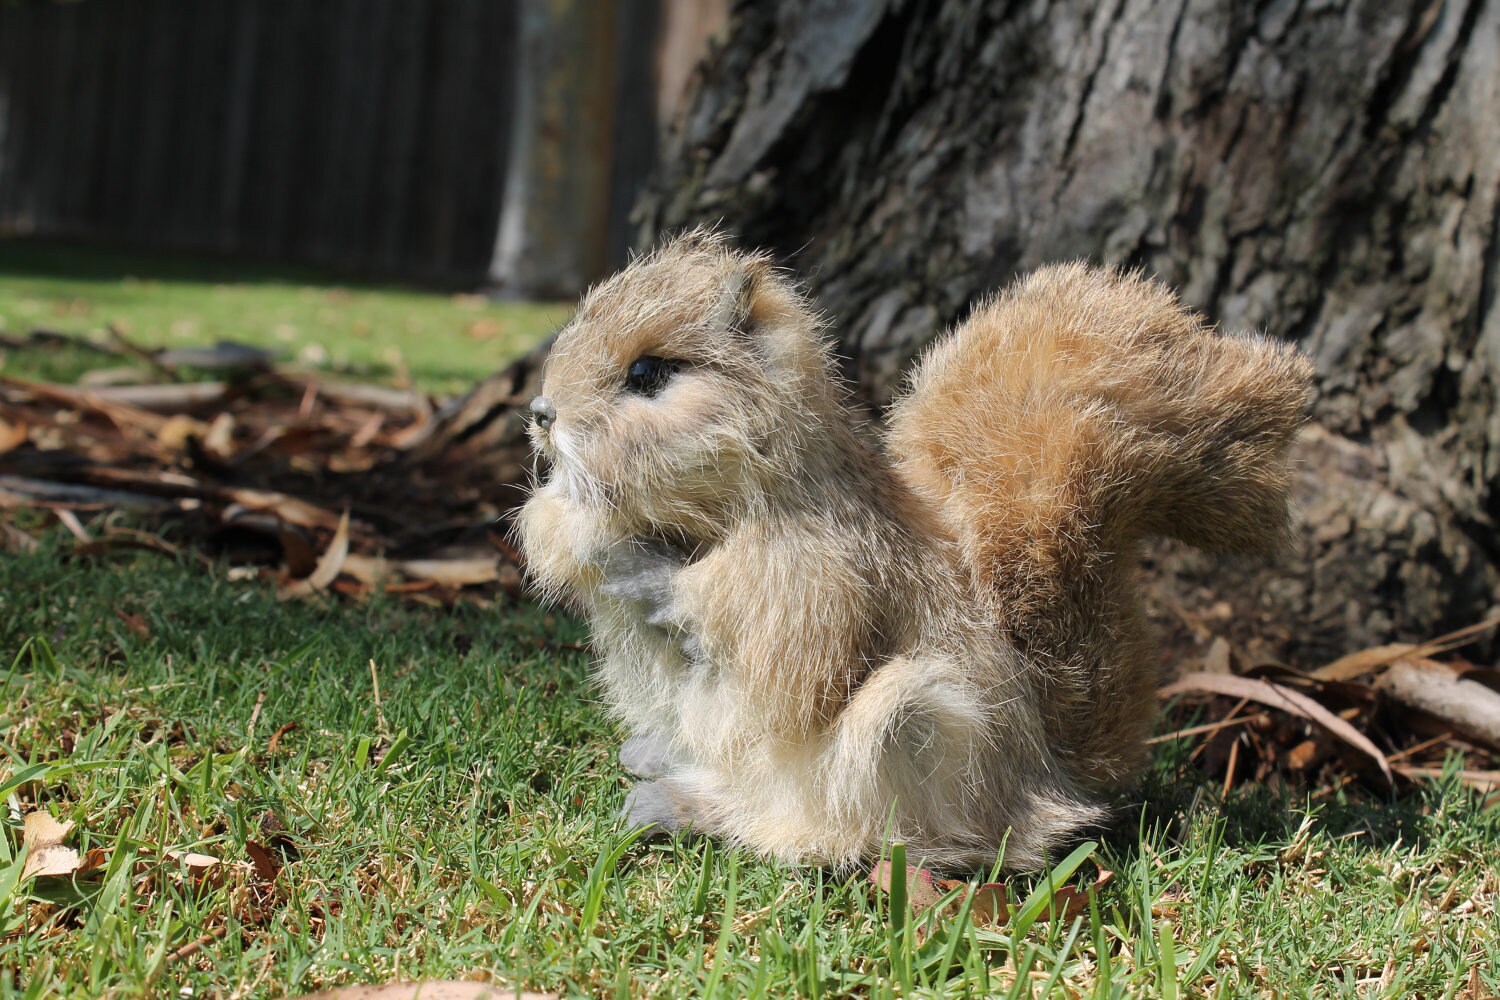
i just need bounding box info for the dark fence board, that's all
[0,0,682,290]
[0,0,525,283]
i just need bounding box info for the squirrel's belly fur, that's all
[517,230,1313,871]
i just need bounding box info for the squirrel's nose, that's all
[528,395,556,430]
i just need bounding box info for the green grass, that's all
[1,541,1497,998]
[0,239,568,394]
[2,243,1497,997]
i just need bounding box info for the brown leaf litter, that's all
[1156,618,1500,800]
[0,330,535,606]
[866,858,1115,933]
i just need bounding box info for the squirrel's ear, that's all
[710,264,759,339]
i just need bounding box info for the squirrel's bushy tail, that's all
[886,263,1314,789]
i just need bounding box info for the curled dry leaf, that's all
[280,509,350,598]
[20,810,102,880]
[307,510,351,589]
[0,416,28,454]
[244,839,281,882]
[1160,671,1394,786]
[1048,868,1115,922]
[397,557,500,587]
[202,412,237,460]
[340,554,390,586]
[1314,618,1500,682]
[868,860,949,910]
[225,488,345,531]
[267,721,298,755]
[157,413,209,452]
[153,849,252,889]
[115,609,151,638]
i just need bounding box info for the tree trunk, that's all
[441,0,1500,663]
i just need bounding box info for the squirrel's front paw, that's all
[621,780,703,839]
[620,732,677,779]
[598,539,686,631]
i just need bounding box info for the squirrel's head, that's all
[527,229,840,541]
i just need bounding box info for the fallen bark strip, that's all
[74,381,230,410]
[0,474,176,511]
[1379,659,1500,753]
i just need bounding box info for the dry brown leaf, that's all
[1046,868,1116,923]
[156,414,209,451]
[966,882,1013,926]
[77,847,109,875]
[1315,618,1500,682]
[341,554,391,586]
[1285,739,1322,771]
[308,510,351,589]
[867,860,950,911]
[115,609,152,638]
[159,849,251,887]
[349,411,385,449]
[1314,643,1419,682]
[1160,672,1394,785]
[244,839,281,881]
[866,863,1109,928]
[203,412,237,459]
[281,510,350,597]
[267,722,298,755]
[288,984,555,1000]
[225,489,344,531]
[397,558,499,587]
[168,849,224,871]
[21,810,83,880]
[0,416,28,454]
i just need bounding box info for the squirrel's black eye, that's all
[624,355,677,397]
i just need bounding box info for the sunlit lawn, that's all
[1,243,1497,998]
[0,239,567,395]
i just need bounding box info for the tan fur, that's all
[517,231,1313,870]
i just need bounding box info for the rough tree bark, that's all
[435,0,1499,663]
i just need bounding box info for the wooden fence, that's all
[0,0,710,289]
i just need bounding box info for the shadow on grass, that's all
[1095,736,1471,868]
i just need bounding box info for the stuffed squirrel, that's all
[517,230,1313,871]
